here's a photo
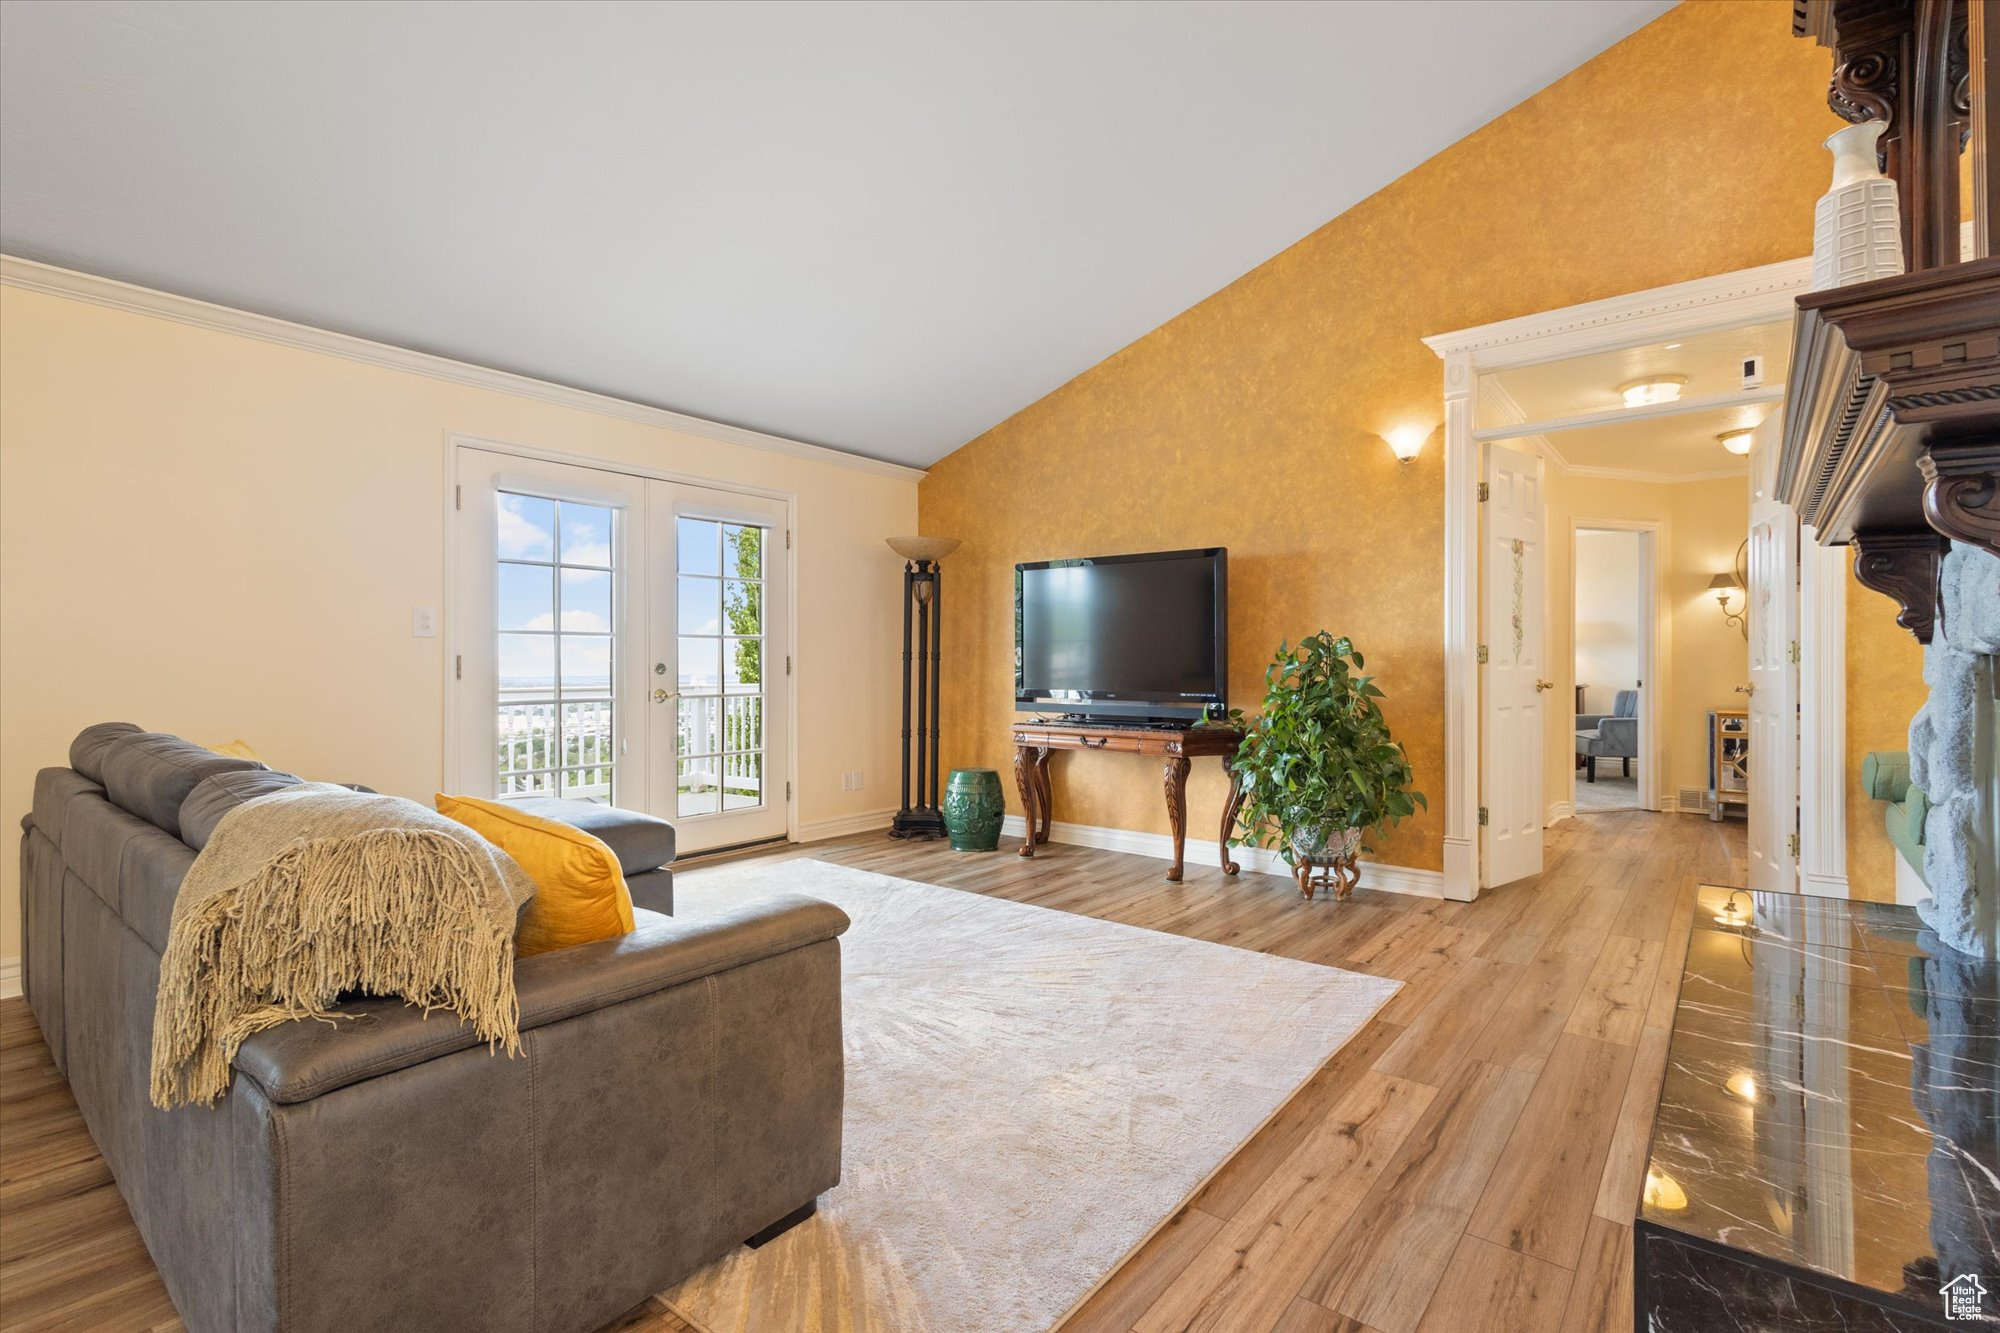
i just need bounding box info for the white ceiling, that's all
[0,0,1671,468]
[1480,322,1793,479]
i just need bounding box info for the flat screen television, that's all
[1015,547,1226,722]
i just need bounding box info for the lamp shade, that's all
[887,536,960,562]
[1708,572,1741,591]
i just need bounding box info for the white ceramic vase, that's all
[1811,120,1903,292]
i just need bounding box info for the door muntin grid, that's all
[675,517,767,818]
[494,492,619,802]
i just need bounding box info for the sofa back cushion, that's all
[97,730,263,838]
[69,722,141,783]
[179,768,308,850]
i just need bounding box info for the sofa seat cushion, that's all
[508,797,676,874]
[97,730,264,838]
[178,769,307,850]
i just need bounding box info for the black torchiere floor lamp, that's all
[886,536,959,839]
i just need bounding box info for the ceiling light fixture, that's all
[1619,376,1687,408]
[1718,429,1754,455]
[1384,424,1430,465]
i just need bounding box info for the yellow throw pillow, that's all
[207,739,264,762]
[434,794,636,957]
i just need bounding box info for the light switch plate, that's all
[412,607,438,638]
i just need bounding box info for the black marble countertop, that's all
[1640,888,1999,1325]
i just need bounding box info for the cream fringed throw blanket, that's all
[150,783,536,1109]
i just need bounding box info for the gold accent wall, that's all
[1846,583,1929,900]
[919,2,1844,872]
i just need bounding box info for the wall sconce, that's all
[1384,425,1429,465]
[1709,572,1746,638]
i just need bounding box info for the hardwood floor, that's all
[0,808,1743,1333]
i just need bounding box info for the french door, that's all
[454,448,789,853]
[1481,440,1548,888]
[1746,412,1799,893]
[646,483,789,852]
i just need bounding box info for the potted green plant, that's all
[1228,632,1426,900]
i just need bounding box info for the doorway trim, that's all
[1565,519,1665,820]
[1423,256,1815,900]
[441,431,801,842]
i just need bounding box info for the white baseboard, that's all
[0,957,19,1001]
[795,808,897,842]
[999,815,1445,899]
[1545,801,1574,826]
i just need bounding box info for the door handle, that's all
[1735,684,1755,696]
[1534,679,1555,692]
[654,688,676,703]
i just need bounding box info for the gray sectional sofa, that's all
[19,724,847,1333]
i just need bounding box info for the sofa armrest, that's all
[231,893,848,1104]
[1861,751,1912,803]
[1596,716,1638,753]
[1575,713,1610,731]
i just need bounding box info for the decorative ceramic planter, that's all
[1811,120,1904,292]
[1288,824,1363,902]
[943,768,1005,852]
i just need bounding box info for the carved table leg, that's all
[1033,748,1053,845]
[1219,755,1247,876]
[1163,755,1191,882]
[1014,744,1039,859]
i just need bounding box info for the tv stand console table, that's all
[1011,720,1247,882]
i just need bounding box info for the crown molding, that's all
[0,255,928,484]
[1422,256,1814,368]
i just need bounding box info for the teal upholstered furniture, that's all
[1861,751,1928,888]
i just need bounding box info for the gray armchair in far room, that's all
[1575,688,1638,782]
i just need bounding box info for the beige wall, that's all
[1540,471,1750,818]
[0,284,919,963]
[1574,529,1643,717]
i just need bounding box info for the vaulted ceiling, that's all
[0,1,1671,467]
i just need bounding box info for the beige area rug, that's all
[658,858,1400,1333]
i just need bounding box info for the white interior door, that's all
[1483,441,1549,887]
[649,483,790,854]
[453,449,650,807]
[1747,411,1799,893]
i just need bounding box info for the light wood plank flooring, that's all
[0,808,1742,1333]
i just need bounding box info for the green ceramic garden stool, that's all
[943,768,1006,852]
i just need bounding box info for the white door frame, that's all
[1566,518,1664,818]
[442,431,801,842]
[1423,256,1823,900]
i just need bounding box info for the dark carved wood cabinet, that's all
[1776,0,2000,644]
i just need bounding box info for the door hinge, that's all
[785,781,793,801]
[1477,482,1490,502]
[786,529,793,550]
[1787,832,1800,859]
[454,484,461,511]
[1476,644,1489,664]
[454,654,462,681]
[786,654,793,676]
[1787,639,1801,665]
[1478,806,1489,827]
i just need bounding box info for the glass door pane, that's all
[495,492,619,802]
[651,485,788,852]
